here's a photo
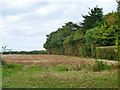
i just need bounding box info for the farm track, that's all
[1,54,118,66]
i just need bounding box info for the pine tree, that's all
[80,6,103,34]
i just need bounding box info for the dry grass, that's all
[2,54,118,66]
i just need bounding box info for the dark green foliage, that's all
[47,46,65,55]
[63,30,85,45]
[80,6,103,34]
[93,60,112,72]
[96,46,120,60]
[2,52,9,54]
[44,22,79,50]
[91,45,97,58]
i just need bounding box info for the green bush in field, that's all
[96,46,119,60]
[93,59,112,72]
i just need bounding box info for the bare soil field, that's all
[1,54,118,66]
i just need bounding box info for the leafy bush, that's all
[85,27,102,46]
[96,46,120,60]
[93,60,112,72]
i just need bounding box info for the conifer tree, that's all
[80,6,103,34]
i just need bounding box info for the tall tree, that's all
[80,6,103,34]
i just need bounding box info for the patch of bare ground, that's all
[2,54,118,66]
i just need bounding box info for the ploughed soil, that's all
[1,54,118,66]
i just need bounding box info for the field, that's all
[2,54,118,88]
[2,54,117,66]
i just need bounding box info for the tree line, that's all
[2,50,47,54]
[44,6,120,58]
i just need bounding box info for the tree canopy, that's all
[44,6,119,57]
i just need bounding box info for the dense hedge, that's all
[47,45,119,61]
[47,42,91,57]
[47,46,65,55]
[96,46,120,60]
[64,43,90,56]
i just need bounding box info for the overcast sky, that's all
[0,0,117,51]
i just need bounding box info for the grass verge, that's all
[2,63,118,88]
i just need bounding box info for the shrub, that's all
[96,46,120,61]
[93,59,112,72]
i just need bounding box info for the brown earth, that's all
[1,54,118,66]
